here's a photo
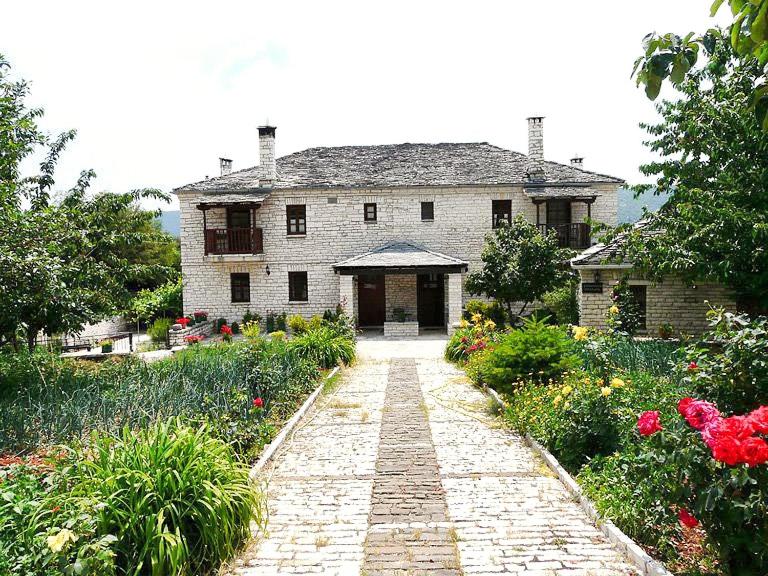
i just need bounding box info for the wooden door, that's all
[417,274,445,327]
[357,274,385,327]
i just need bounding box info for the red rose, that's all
[747,406,768,435]
[711,435,743,466]
[682,399,720,431]
[678,508,699,528]
[740,437,768,468]
[253,397,264,408]
[637,410,663,436]
[687,361,698,372]
[176,317,190,327]
[220,325,233,335]
[677,397,694,416]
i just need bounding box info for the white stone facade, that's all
[179,184,620,326]
[576,268,737,336]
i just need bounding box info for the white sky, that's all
[4,1,726,211]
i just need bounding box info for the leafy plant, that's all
[146,318,173,344]
[215,318,227,333]
[287,314,309,334]
[289,326,355,369]
[541,279,579,326]
[445,314,498,364]
[127,278,183,325]
[607,278,642,336]
[242,310,261,327]
[464,299,508,327]
[275,313,287,332]
[265,312,276,334]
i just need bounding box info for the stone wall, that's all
[179,184,619,323]
[385,275,417,321]
[169,320,214,347]
[577,268,737,336]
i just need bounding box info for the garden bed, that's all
[168,319,213,347]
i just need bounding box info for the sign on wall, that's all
[581,282,603,294]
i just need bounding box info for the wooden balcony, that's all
[538,223,591,249]
[205,227,264,255]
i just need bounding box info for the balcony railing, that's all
[205,227,264,255]
[537,223,591,249]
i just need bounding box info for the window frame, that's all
[492,199,512,228]
[364,202,377,222]
[421,201,434,221]
[230,273,251,303]
[288,271,309,302]
[629,284,648,331]
[286,204,307,236]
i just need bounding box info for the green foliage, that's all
[241,310,261,327]
[231,322,240,335]
[473,318,577,394]
[685,309,768,414]
[576,331,683,381]
[287,314,309,334]
[607,278,643,336]
[540,279,579,326]
[146,318,172,344]
[465,215,568,319]
[288,321,356,369]
[463,299,508,327]
[127,279,183,324]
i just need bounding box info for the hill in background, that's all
[156,189,669,237]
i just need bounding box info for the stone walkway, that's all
[236,339,639,576]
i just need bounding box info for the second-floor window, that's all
[286,204,306,235]
[288,271,308,302]
[492,200,512,228]
[421,201,434,221]
[227,207,250,229]
[364,203,377,222]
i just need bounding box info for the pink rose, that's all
[637,411,663,436]
[682,399,720,431]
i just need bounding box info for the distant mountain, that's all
[618,187,668,224]
[158,210,180,237]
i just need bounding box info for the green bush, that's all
[147,317,173,343]
[215,317,227,332]
[49,419,262,576]
[464,299,508,327]
[476,318,577,394]
[127,278,183,323]
[287,314,309,334]
[576,332,683,381]
[541,281,579,326]
[242,309,261,327]
[289,326,355,369]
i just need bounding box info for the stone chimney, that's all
[219,157,232,176]
[570,156,584,169]
[258,125,277,182]
[526,116,545,182]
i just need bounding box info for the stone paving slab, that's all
[236,341,641,576]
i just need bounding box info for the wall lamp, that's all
[265,265,271,276]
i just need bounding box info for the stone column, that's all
[339,274,354,319]
[447,273,463,335]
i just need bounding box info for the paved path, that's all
[236,338,639,575]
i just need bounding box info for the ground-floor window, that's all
[289,271,308,302]
[629,284,647,330]
[231,273,250,303]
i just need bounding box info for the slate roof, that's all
[176,142,624,194]
[524,185,601,199]
[333,241,468,271]
[571,221,662,267]
[196,193,269,207]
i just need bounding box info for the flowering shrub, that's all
[193,310,208,321]
[175,317,190,328]
[637,397,768,573]
[220,324,233,343]
[184,335,204,345]
[444,313,498,364]
[606,278,643,335]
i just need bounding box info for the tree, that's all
[632,2,768,129]
[0,54,174,349]
[615,40,768,311]
[465,215,569,321]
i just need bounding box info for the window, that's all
[227,207,251,229]
[288,271,308,302]
[629,285,648,330]
[492,200,512,228]
[546,200,572,227]
[364,203,377,222]
[286,205,306,235]
[421,201,434,221]
[230,273,250,303]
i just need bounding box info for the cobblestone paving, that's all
[237,340,640,576]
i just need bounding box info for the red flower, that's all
[637,411,663,436]
[467,344,478,352]
[176,317,190,327]
[220,325,233,335]
[681,399,720,431]
[711,435,743,466]
[677,397,694,416]
[747,406,768,435]
[460,336,469,344]
[679,508,699,528]
[252,397,264,408]
[741,437,768,467]
[687,361,699,372]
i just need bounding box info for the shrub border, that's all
[483,385,672,576]
[250,366,340,479]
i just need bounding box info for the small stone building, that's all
[571,232,737,336]
[175,118,624,335]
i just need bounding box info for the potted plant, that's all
[392,308,408,322]
[176,317,191,329]
[193,310,209,323]
[99,339,113,353]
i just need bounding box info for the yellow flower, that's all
[609,305,619,315]
[47,529,77,553]
[562,385,573,396]
[583,377,591,386]
[600,386,612,397]
[610,377,626,388]
[553,395,562,405]
[471,313,483,324]
[572,326,588,341]
[596,378,604,386]
[458,319,469,329]
[484,319,496,331]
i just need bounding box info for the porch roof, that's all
[524,184,599,201]
[196,192,269,209]
[333,241,468,275]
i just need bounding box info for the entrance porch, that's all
[333,242,468,336]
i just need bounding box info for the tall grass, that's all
[0,343,319,452]
[577,337,683,378]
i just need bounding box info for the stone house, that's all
[175,118,623,335]
[571,226,737,335]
